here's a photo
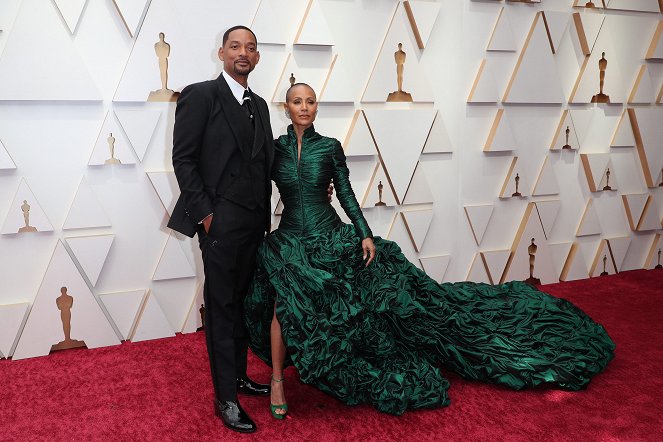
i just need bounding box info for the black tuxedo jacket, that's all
[168,74,274,238]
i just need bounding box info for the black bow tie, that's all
[242,90,254,120]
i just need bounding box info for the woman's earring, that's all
[284,109,291,119]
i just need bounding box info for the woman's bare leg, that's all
[271,308,287,414]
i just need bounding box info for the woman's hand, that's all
[362,238,375,267]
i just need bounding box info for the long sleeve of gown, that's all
[331,140,373,240]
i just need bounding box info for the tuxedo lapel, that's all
[215,74,252,159]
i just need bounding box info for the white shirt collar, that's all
[222,70,248,104]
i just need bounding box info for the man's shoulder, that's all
[182,79,217,95]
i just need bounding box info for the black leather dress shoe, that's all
[236,377,270,396]
[214,399,257,433]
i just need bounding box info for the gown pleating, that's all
[245,126,615,415]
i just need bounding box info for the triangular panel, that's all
[252,0,309,44]
[532,157,560,196]
[503,202,557,284]
[88,112,136,166]
[629,108,663,187]
[559,242,589,282]
[181,283,204,334]
[645,21,663,60]
[152,233,196,281]
[542,11,571,53]
[0,138,17,169]
[65,234,114,287]
[576,199,602,236]
[12,241,120,360]
[467,59,499,103]
[404,0,440,49]
[99,290,146,340]
[481,249,511,285]
[580,153,612,192]
[362,163,398,208]
[419,255,450,283]
[503,12,564,103]
[130,290,175,342]
[487,7,516,52]
[629,65,656,104]
[115,108,162,161]
[607,236,631,271]
[622,193,650,231]
[1,178,54,234]
[63,177,111,230]
[550,110,580,150]
[484,109,516,152]
[499,157,529,198]
[422,111,453,153]
[112,0,150,37]
[147,171,179,216]
[645,234,662,269]
[343,111,378,156]
[464,204,494,246]
[637,196,662,231]
[0,0,101,100]
[294,0,334,46]
[364,109,436,203]
[271,49,334,103]
[467,253,491,284]
[0,303,29,358]
[362,3,434,103]
[535,200,561,240]
[52,0,86,34]
[400,209,433,253]
[403,164,433,205]
[610,110,635,148]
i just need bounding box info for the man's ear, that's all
[255,50,260,66]
[217,46,224,62]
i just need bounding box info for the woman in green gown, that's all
[244,84,615,417]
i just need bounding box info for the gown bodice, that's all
[273,125,372,240]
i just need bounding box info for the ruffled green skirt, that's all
[244,223,615,415]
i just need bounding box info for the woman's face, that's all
[285,85,318,127]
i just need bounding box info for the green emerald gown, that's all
[244,125,615,416]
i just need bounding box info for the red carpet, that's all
[1,269,662,441]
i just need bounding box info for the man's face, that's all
[219,29,260,78]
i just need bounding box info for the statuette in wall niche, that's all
[147,33,179,102]
[18,200,38,233]
[525,238,541,286]
[289,73,296,87]
[198,304,205,331]
[51,287,87,352]
[512,173,522,197]
[600,255,609,276]
[591,52,610,104]
[656,249,662,270]
[104,133,121,165]
[563,126,573,150]
[375,181,387,206]
[602,168,614,191]
[387,43,413,102]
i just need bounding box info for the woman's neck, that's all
[292,123,312,144]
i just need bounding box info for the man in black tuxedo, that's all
[168,26,272,433]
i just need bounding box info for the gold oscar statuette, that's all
[512,173,522,197]
[386,43,413,102]
[198,304,205,331]
[148,32,180,102]
[375,181,387,206]
[562,126,572,150]
[600,255,609,276]
[18,199,38,233]
[525,238,541,285]
[51,287,87,352]
[289,73,296,87]
[591,52,610,104]
[602,168,612,191]
[104,132,121,165]
[656,249,662,270]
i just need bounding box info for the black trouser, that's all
[198,199,265,401]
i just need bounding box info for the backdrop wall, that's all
[0,0,661,359]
